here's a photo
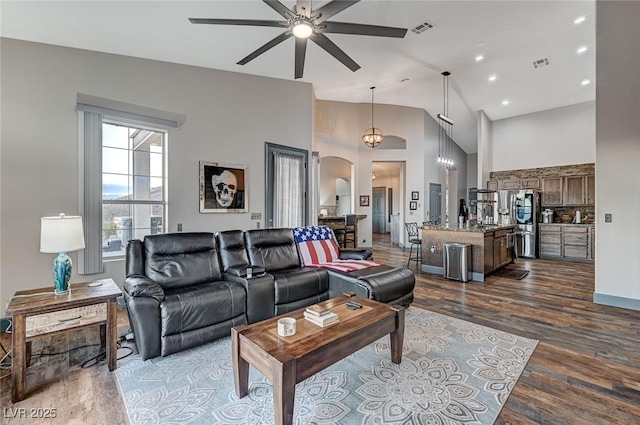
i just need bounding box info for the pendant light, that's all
[362,86,383,148]
[437,71,455,169]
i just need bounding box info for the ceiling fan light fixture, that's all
[292,20,313,38]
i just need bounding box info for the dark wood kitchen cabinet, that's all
[541,177,563,206]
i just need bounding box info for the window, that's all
[78,97,180,273]
[101,121,166,258]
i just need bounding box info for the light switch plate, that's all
[604,213,612,223]
[251,213,262,220]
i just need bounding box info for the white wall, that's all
[477,110,492,189]
[319,156,351,208]
[0,39,313,312]
[491,101,596,171]
[594,1,640,307]
[467,153,478,190]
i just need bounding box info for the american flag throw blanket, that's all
[293,226,380,272]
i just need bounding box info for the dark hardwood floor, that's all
[1,232,639,424]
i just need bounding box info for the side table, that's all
[5,278,122,402]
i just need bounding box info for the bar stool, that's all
[405,222,422,268]
[334,214,357,248]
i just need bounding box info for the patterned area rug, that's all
[115,307,537,425]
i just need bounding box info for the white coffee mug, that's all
[277,317,296,337]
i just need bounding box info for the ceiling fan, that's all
[189,0,408,79]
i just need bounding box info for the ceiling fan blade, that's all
[311,33,360,72]
[294,37,308,79]
[189,18,286,28]
[319,21,408,38]
[263,0,296,20]
[312,0,360,24]
[295,0,312,18]
[237,31,293,66]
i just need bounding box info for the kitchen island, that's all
[421,224,517,282]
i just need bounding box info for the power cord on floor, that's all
[81,341,134,368]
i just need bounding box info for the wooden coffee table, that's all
[231,294,405,425]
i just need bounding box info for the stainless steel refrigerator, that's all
[498,190,540,258]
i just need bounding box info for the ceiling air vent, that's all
[532,57,550,69]
[411,20,436,35]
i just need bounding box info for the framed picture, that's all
[359,195,370,207]
[410,201,418,210]
[199,161,248,213]
[411,191,419,200]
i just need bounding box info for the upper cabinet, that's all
[487,180,498,191]
[565,176,586,205]
[498,178,540,191]
[542,177,564,206]
[542,175,595,206]
[586,175,595,205]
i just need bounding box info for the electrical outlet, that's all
[177,223,183,232]
[256,222,261,229]
[431,245,436,253]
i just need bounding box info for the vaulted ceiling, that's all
[1,1,596,153]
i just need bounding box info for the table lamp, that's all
[40,214,86,295]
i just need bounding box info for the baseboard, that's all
[593,293,640,311]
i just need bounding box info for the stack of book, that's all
[304,305,339,327]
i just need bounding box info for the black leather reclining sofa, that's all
[123,228,415,360]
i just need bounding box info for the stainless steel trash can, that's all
[443,242,472,282]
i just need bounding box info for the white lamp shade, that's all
[40,214,86,253]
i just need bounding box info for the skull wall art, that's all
[200,161,247,213]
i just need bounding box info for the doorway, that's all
[429,183,442,224]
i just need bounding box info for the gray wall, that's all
[0,38,313,312]
[594,1,640,307]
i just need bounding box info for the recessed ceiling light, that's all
[488,74,497,82]
[581,79,591,86]
[502,100,510,106]
[577,46,588,54]
[475,55,484,62]
[574,16,586,25]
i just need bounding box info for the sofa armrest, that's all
[122,275,164,360]
[123,275,165,302]
[225,265,266,278]
[339,247,373,260]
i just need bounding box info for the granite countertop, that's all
[422,224,517,233]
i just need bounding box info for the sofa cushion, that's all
[145,232,223,289]
[216,230,250,272]
[293,226,340,265]
[161,281,246,336]
[244,228,301,271]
